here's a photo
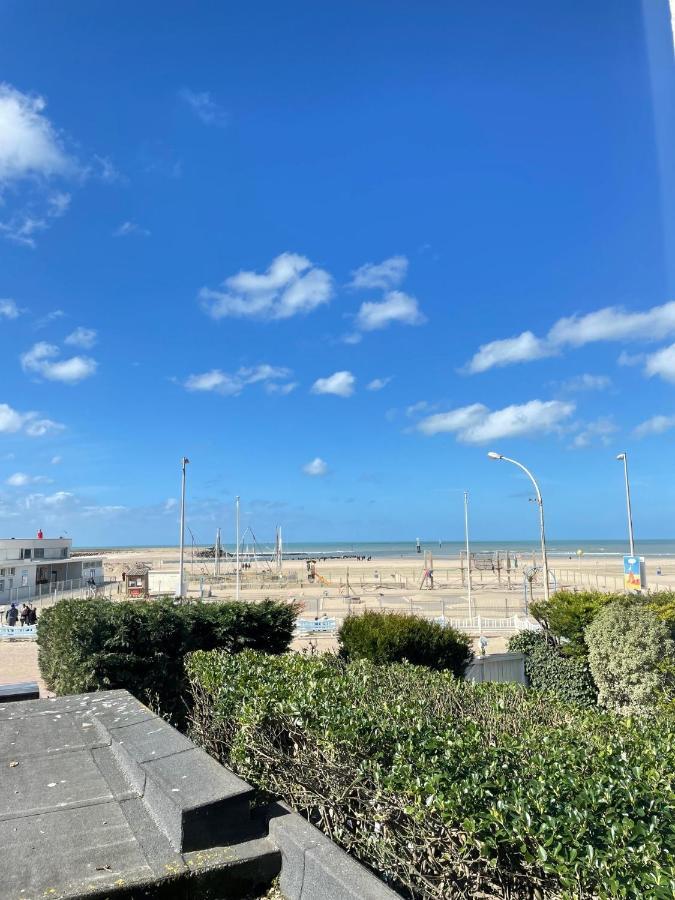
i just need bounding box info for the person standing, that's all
[5,603,18,627]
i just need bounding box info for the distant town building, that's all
[0,536,103,605]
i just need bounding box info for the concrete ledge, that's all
[268,802,400,900]
[0,681,39,702]
[0,690,278,899]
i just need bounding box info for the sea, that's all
[75,539,675,560]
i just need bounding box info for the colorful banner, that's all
[623,555,644,592]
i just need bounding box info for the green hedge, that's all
[37,598,297,721]
[508,630,597,707]
[338,610,472,676]
[529,590,621,657]
[187,650,675,899]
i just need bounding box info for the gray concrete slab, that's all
[108,716,193,763]
[0,711,106,760]
[0,689,278,899]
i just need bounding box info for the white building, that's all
[0,537,104,605]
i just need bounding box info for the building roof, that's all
[126,562,150,576]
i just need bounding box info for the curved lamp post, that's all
[487,451,550,602]
[616,452,635,557]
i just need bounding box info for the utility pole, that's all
[176,457,189,599]
[464,490,473,619]
[235,496,240,601]
[215,527,221,577]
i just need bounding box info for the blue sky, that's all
[0,0,674,546]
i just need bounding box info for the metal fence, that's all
[5,575,108,607]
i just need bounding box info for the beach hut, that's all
[125,562,150,598]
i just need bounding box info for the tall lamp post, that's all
[464,491,474,619]
[235,495,241,602]
[487,451,550,602]
[616,452,635,557]
[176,457,189,599]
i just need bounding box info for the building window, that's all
[21,549,31,559]
[0,569,4,576]
[0,581,4,592]
[34,548,44,559]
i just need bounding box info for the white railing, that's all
[0,624,37,640]
[6,575,107,607]
[434,614,541,633]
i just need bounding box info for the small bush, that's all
[338,610,472,676]
[37,597,297,721]
[508,630,597,706]
[530,590,620,657]
[188,649,675,899]
[586,601,675,715]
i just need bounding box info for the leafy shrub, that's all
[338,610,472,676]
[586,601,675,715]
[508,630,597,706]
[530,590,620,657]
[37,598,297,721]
[187,649,675,899]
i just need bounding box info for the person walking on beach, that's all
[5,603,18,627]
[19,603,29,626]
[28,605,37,626]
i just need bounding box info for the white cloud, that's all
[179,88,228,126]
[406,400,434,417]
[265,381,298,395]
[311,371,355,398]
[0,403,64,437]
[184,363,292,396]
[200,253,333,321]
[0,191,71,248]
[644,343,675,383]
[634,414,675,438]
[50,455,62,465]
[349,255,408,290]
[0,83,80,247]
[64,326,97,349]
[163,498,178,513]
[21,342,97,384]
[559,373,612,392]
[367,377,391,391]
[341,332,363,345]
[0,299,20,319]
[93,154,122,183]
[6,472,51,487]
[617,350,645,367]
[0,83,72,185]
[0,403,29,433]
[549,303,675,346]
[113,221,150,238]
[465,331,555,374]
[355,290,426,331]
[303,457,328,476]
[571,417,617,448]
[417,399,575,443]
[465,301,675,373]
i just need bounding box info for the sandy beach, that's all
[3,545,671,695]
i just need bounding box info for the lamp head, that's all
[487,451,502,460]
[616,453,626,461]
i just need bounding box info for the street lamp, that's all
[176,457,189,599]
[616,452,635,557]
[487,451,550,601]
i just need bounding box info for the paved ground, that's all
[0,641,49,695]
